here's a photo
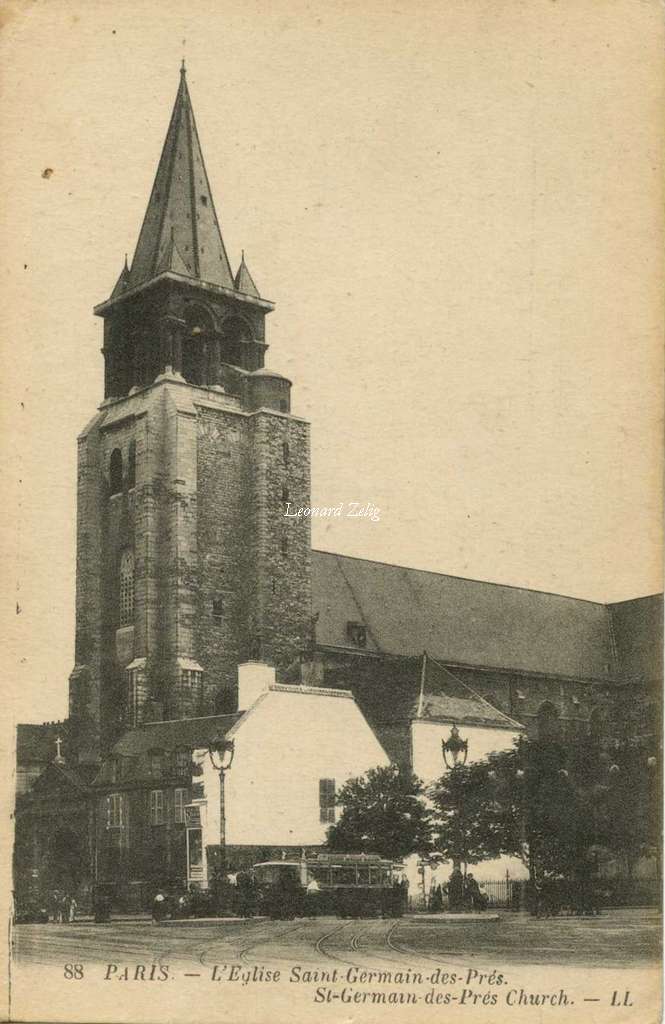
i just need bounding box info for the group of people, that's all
[428,868,489,913]
[48,891,77,923]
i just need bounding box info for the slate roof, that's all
[16,722,70,765]
[312,550,617,682]
[608,594,663,687]
[234,253,261,298]
[112,713,243,757]
[415,659,524,729]
[127,65,235,291]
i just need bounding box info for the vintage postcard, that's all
[3,1,663,1022]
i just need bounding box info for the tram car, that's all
[252,853,406,919]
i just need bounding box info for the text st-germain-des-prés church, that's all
[14,68,662,905]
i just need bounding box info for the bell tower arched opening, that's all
[182,304,215,385]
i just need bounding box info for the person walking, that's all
[152,891,167,923]
[464,873,484,911]
[447,868,464,912]
[67,894,77,923]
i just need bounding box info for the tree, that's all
[326,765,433,860]
[441,734,660,885]
[429,739,599,881]
[429,761,505,869]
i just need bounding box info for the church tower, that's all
[69,66,312,761]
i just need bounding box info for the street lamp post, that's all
[441,726,469,874]
[207,737,235,873]
[442,726,469,770]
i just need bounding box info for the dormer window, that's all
[346,621,367,648]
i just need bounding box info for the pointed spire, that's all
[128,66,234,291]
[234,250,261,298]
[111,258,131,298]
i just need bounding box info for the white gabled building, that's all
[185,662,389,883]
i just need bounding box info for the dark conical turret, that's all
[234,251,261,298]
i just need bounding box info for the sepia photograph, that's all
[4,2,663,1022]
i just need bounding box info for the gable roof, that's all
[415,658,524,730]
[312,550,616,682]
[17,722,70,765]
[112,713,243,758]
[24,761,94,798]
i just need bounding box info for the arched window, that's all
[222,315,252,344]
[220,315,253,368]
[537,701,561,743]
[183,304,214,385]
[127,440,136,489]
[119,549,135,627]
[110,448,123,495]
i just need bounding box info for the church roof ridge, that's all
[269,683,353,698]
[311,548,611,608]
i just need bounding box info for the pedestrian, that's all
[430,883,444,912]
[236,870,256,917]
[176,892,190,919]
[447,868,464,912]
[152,890,167,923]
[67,894,77,923]
[464,873,483,911]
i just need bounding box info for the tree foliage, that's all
[326,765,433,860]
[429,734,660,882]
[429,761,505,867]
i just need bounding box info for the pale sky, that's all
[2,0,663,724]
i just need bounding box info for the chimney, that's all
[237,662,275,710]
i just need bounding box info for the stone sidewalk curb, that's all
[407,913,501,922]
